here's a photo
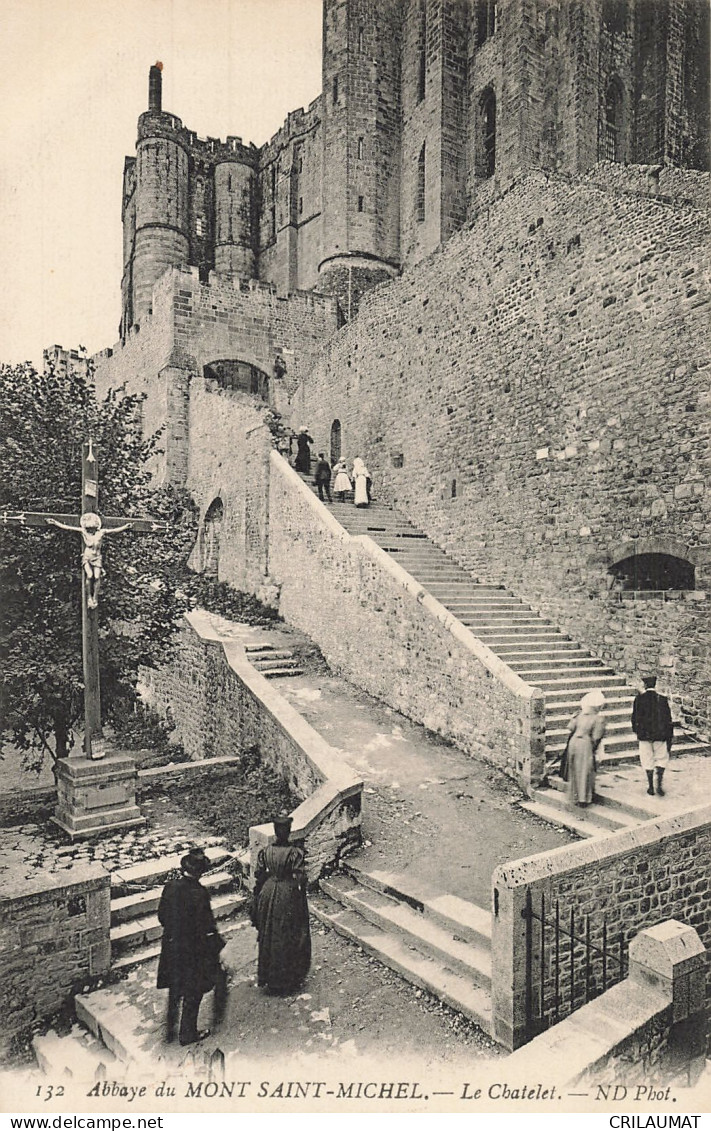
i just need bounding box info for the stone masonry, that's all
[296,167,710,733]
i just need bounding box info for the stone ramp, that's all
[311,864,493,1036]
[296,472,709,777]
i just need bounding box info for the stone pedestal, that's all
[53,753,146,840]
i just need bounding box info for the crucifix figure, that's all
[2,440,166,759]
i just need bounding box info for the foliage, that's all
[185,575,281,627]
[107,700,190,767]
[0,360,199,764]
[152,749,297,847]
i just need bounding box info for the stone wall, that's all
[295,167,711,733]
[268,451,545,788]
[490,802,711,1049]
[141,612,363,882]
[93,266,339,489]
[0,865,110,1056]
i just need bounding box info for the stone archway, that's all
[330,419,342,464]
[608,537,696,591]
[202,497,224,578]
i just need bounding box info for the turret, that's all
[131,65,190,324]
[214,147,256,278]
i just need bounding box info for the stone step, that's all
[504,650,598,664]
[458,612,549,625]
[344,864,492,949]
[545,732,639,756]
[494,642,589,656]
[514,663,613,681]
[321,874,491,987]
[252,657,301,671]
[546,775,656,821]
[110,845,230,895]
[509,657,607,672]
[110,844,231,894]
[111,915,249,972]
[111,870,236,925]
[33,1025,120,1081]
[245,648,295,661]
[110,891,247,958]
[518,799,608,839]
[545,692,635,715]
[546,717,635,741]
[538,676,632,692]
[528,787,641,832]
[310,893,493,1035]
[261,666,305,678]
[472,628,567,641]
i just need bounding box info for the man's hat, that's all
[642,675,658,688]
[180,846,210,877]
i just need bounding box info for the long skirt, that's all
[354,474,369,507]
[567,736,595,805]
[256,877,311,993]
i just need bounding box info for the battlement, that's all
[138,111,258,166]
[260,95,323,165]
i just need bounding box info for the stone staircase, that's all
[297,471,708,781]
[312,863,493,1035]
[109,845,248,970]
[244,641,303,678]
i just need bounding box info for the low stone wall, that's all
[0,865,110,1057]
[499,920,707,1089]
[142,611,363,882]
[268,452,545,790]
[491,803,711,1049]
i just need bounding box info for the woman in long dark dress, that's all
[252,815,311,994]
[294,427,314,474]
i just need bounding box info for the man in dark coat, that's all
[313,453,332,502]
[157,847,221,1045]
[631,675,674,796]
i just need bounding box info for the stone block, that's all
[53,754,146,840]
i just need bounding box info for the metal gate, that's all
[523,888,628,1040]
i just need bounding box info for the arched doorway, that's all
[202,497,224,578]
[330,419,342,464]
[203,360,271,402]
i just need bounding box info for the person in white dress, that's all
[332,458,351,502]
[351,457,371,508]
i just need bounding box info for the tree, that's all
[0,360,198,766]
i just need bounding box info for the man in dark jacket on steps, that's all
[313,453,332,502]
[157,847,222,1045]
[631,676,674,797]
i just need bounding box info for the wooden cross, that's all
[2,441,166,760]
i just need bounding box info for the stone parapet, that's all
[0,864,110,1055]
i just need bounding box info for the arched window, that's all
[602,79,623,161]
[476,0,497,47]
[203,359,271,402]
[202,498,224,579]
[417,0,427,104]
[480,88,496,178]
[609,553,695,592]
[417,144,426,222]
[330,419,342,464]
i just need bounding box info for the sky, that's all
[0,0,322,366]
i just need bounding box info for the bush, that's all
[185,574,281,627]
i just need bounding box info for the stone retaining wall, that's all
[0,865,110,1057]
[491,803,711,1049]
[268,451,545,790]
[142,611,363,882]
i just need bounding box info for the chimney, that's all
[149,62,163,112]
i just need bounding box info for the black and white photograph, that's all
[1,0,709,1119]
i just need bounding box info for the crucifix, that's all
[2,440,166,760]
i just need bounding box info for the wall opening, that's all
[417,144,426,222]
[476,0,497,47]
[602,77,624,161]
[417,0,427,103]
[609,552,695,592]
[330,419,342,464]
[479,87,497,178]
[202,497,224,579]
[204,359,271,402]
